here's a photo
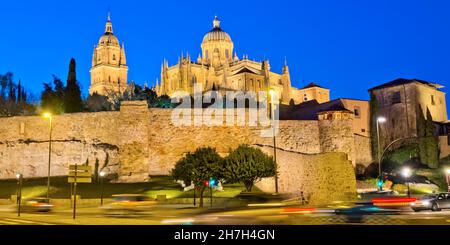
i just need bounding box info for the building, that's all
[369,78,449,160]
[279,98,370,137]
[89,13,128,96]
[155,16,330,105]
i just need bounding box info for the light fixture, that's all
[377,117,386,123]
[402,167,412,178]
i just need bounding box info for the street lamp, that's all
[16,173,23,217]
[376,116,386,190]
[402,167,412,198]
[99,171,105,206]
[43,112,53,199]
[445,168,450,192]
[269,89,278,194]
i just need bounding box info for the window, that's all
[225,49,229,59]
[205,50,209,59]
[391,118,395,127]
[304,94,308,101]
[112,54,116,61]
[392,91,401,104]
[354,106,361,118]
[361,129,366,133]
[431,95,435,105]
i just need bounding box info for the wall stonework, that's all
[0,101,368,198]
[318,111,355,165]
[117,101,150,182]
[354,134,373,167]
[255,147,357,205]
[0,112,120,179]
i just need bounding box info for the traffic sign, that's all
[68,172,91,177]
[69,165,91,171]
[68,177,92,183]
[68,164,92,184]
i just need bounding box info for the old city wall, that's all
[0,101,360,197]
[0,111,120,179]
[255,148,356,205]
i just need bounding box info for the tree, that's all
[40,75,65,114]
[417,105,439,168]
[0,73,35,116]
[63,58,82,113]
[171,147,223,207]
[223,144,276,192]
[85,92,113,112]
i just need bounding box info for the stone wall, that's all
[318,111,355,165]
[255,146,357,205]
[0,112,120,179]
[439,135,450,159]
[354,134,373,167]
[0,101,366,198]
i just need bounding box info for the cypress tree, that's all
[17,80,21,104]
[63,58,82,113]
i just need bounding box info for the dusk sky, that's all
[1,0,449,101]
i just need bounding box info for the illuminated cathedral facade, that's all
[155,16,330,105]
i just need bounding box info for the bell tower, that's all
[89,13,128,96]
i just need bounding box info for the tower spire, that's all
[105,12,113,34]
[213,16,220,29]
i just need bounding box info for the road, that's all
[1,204,450,225]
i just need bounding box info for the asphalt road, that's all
[1,205,450,225]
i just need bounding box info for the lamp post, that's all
[99,171,105,206]
[445,168,450,192]
[269,89,278,194]
[16,173,23,217]
[43,112,53,199]
[402,167,412,198]
[376,116,386,190]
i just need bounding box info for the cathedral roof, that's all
[302,82,324,89]
[202,16,232,43]
[234,67,259,75]
[99,33,119,46]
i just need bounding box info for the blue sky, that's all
[0,0,449,101]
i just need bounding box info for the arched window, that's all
[205,50,209,59]
[225,49,229,59]
[112,54,116,61]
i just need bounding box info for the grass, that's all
[0,176,256,199]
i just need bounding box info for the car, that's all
[104,194,157,215]
[20,198,53,212]
[411,192,450,212]
[335,203,399,223]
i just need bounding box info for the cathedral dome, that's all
[98,33,119,46]
[202,16,232,43]
[98,14,120,46]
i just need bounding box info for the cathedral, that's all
[89,15,330,105]
[89,13,128,96]
[155,16,330,105]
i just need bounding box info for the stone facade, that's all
[0,101,369,196]
[155,16,330,105]
[89,14,128,96]
[369,79,447,147]
[255,148,356,204]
